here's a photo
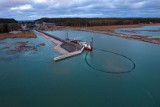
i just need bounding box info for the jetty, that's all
[54,47,84,61]
[34,30,85,61]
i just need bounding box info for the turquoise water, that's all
[116,25,160,37]
[0,27,160,107]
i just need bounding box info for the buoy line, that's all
[85,48,136,74]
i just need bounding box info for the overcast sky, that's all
[0,0,160,20]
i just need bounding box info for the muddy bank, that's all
[0,31,36,40]
[73,28,160,44]
[119,30,160,33]
[71,23,160,33]
[70,23,160,44]
[44,23,160,31]
[40,23,160,44]
[0,41,46,61]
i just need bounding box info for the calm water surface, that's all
[116,25,160,37]
[0,27,160,107]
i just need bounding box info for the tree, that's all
[0,24,4,33]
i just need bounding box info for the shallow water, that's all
[116,25,160,37]
[0,28,160,107]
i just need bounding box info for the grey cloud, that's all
[0,0,159,20]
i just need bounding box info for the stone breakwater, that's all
[35,30,69,55]
[35,30,84,61]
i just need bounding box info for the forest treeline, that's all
[1,18,160,33]
[0,18,20,33]
[36,18,160,27]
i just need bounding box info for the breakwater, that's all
[35,30,84,61]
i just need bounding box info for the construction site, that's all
[35,30,93,61]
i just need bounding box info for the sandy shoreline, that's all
[43,23,160,31]
[2,23,158,44]
[71,23,160,33]
[85,23,160,30]
[68,23,160,44]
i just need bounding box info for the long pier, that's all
[35,30,84,61]
[54,47,84,61]
[36,30,65,42]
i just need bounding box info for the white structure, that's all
[21,24,28,30]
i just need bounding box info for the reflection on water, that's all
[0,28,160,107]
